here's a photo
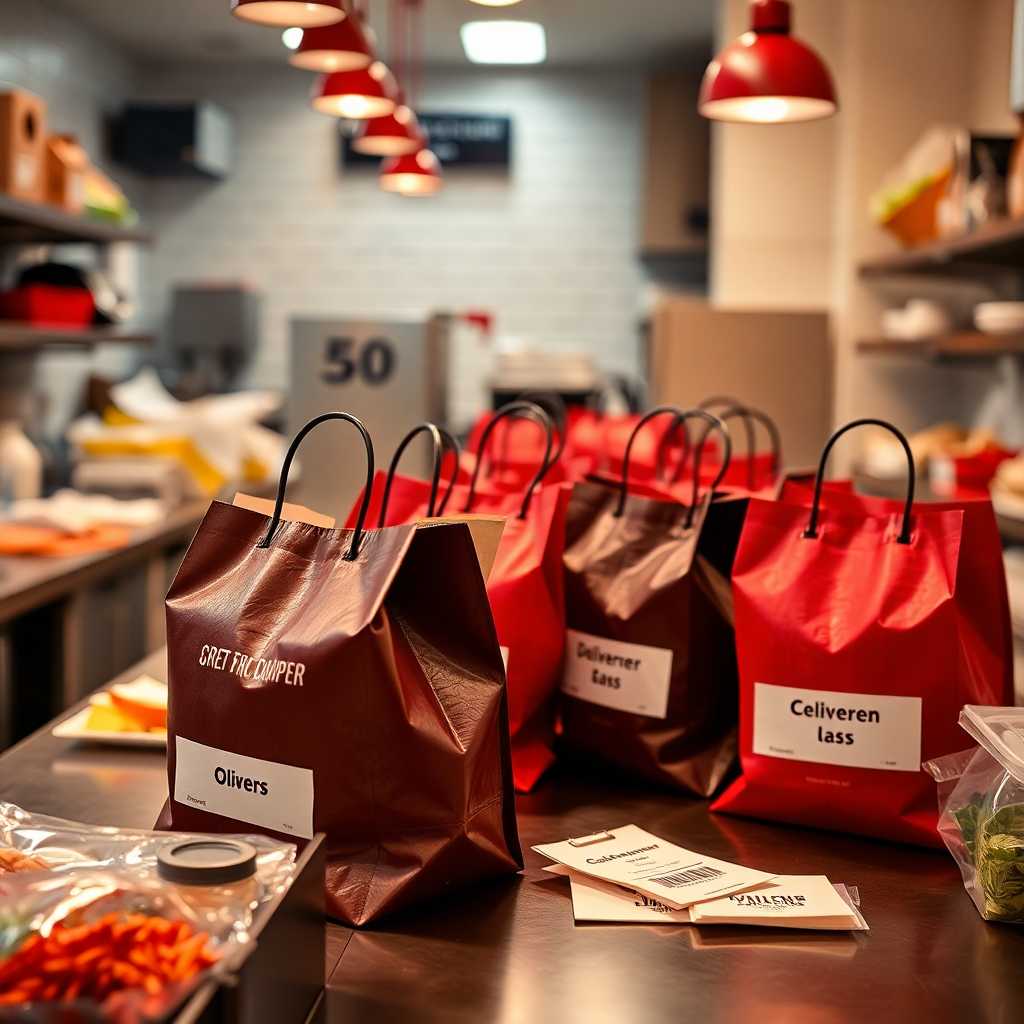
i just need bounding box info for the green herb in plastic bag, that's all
[953,799,982,858]
[971,804,1024,922]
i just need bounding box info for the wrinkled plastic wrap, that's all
[926,746,1024,923]
[0,803,298,1019]
[0,869,243,1021]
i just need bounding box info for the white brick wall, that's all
[0,7,654,436]
[136,63,648,389]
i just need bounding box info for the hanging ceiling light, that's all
[380,149,443,196]
[467,0,524,6]
[231,0,344,29]
[312,61,398,119]
[290,15,374,71]
[698,0,837,124]
[460,21,546,64]
[353,105,423,156]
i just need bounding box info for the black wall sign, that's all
[342,112,512,169]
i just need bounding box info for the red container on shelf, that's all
[0,283,94,327]
[929,445,1017,498]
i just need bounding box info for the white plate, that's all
[975,310,1024,335]
[52,688,167,749]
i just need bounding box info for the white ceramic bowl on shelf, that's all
[975,301,1024,336]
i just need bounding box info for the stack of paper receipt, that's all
[534,825,868,930]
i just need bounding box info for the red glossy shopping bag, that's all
[453,401,570,791]
[712,419,1013,847]
[563,406,607,474]
[775,473,1014,701]
[464,396,579,489]
[344,422,460,530]
[601,417,702,494]
[928,444,1016,498]
[659,404,781,497]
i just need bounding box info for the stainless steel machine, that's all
[287,315,450,517]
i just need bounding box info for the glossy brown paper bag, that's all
[559,408,739,796]
[159,414,523,926]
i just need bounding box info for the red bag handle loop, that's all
[687,405,782,489]
[377,422,461,529]
[615,406,732,525]
[462,400,555,519]
[501,390,567,468]
[258,412,375,560]
[804,418,915,545]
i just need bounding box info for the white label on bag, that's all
[561,629,673,719]
[174,736,314,839]
[753,683,922,772]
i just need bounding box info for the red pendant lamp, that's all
[699,0,837,123]
[312,61,397,119]
[375,0,442,196]
[231,0,344,28]
[380,148,443,196]
[353,104,422,155]
[290,15,373,72]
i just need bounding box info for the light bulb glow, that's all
[352,106,422,156]
[231,0,343,28]
[314,94,394,118]
[379,149,443,196]
[292,50,370,71]
[460,20,546,64]
[312,64,397,120]
[699,94,835,123]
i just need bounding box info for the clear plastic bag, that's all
[0,868,247,1021]
[0,802,296,944]
[924,706,1024,924]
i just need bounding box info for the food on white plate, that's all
[861,423,1003,478]
[107,676,168,732]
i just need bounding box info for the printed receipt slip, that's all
[532,824,776,910]
[545,866,866,930]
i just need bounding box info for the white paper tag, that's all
[549,866,866,930]
[561,630,673,719]
[753,682,922,772]
[689,875,866,930]
[174,735,314,839]
[533,824,776,910]
[558,867,692,924]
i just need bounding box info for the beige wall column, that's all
[711,0,1020,462]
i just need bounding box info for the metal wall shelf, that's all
[0,193,151,246]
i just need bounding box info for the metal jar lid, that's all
[157,838,257,885]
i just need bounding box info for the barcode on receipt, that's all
[648,866,724,887]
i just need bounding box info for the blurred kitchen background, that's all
[2,0,1024,744]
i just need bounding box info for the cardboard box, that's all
[0,89,46,202]
[646,299,833,468]
[45,134,88,212]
